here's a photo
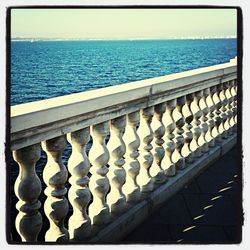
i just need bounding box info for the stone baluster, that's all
[137,107,154,193]
[199,88,210,153]
[42,136,69,242]
[123,111,141,202]
[205,87,216,147]
[231,80,237,131]
[190,91,203,157]
[235,81,238,122]
[161,100,176,176]
[67,128,91,240]
[218,84,228,139]
[106,116,126,213]
[88,122,110,226]
[221,82,231,138]
[150,103,166,184]
[13,144,42,242]
[181,94,195,163]
[209,86,219,145]
[226,81,235,134]
[212,85,223,142]
[172,97,186,170]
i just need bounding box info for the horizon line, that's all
[11,35,237,42]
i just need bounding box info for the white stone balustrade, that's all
[10,58,237,242]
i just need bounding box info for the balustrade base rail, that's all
[89,134,237,243]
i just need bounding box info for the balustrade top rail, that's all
[11,58,237,150]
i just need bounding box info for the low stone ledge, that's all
[89,134,237,243]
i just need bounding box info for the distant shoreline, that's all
[11,37,237,42]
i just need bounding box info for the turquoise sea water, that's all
[11,39,237,105]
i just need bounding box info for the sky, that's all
[11,8,237,39]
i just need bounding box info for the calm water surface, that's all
[11,39,237,105]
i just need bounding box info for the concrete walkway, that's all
[123,147,242,244]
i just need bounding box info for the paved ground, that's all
[123,146,242,244]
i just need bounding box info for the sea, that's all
[11,39,237,106]
[9,39,237,240]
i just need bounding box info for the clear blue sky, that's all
[11,8,237,39]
